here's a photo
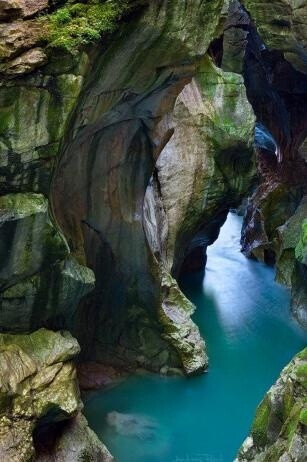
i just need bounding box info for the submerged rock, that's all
[107,411,158,440]
[237,348,307,462]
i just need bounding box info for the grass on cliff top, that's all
[39,0,140,53]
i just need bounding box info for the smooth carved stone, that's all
[0,20,41,60]
[0,47,47,75]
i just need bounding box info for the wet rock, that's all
[144,55,256,372]
[51,0,228,374]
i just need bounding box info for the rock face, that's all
[51,0,230,374]
[143,55,256,372]
[36,413,114,462]
[237,348,307,462]
[214,1,307,327]
[0,0,306,460]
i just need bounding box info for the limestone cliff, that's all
[0,0,306,461]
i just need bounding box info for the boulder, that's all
[0,329,81,462]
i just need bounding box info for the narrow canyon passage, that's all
[84,213,307,462]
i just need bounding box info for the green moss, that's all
[295,363,307,388]
[299,408,307,426]
[38,0,141,53]
[251,396,271,446]
[281,403,302,441]
[297,347,307,361]
[295,219,307,265]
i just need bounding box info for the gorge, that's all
[0,1,306,461]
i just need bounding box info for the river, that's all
[84,213,307,462]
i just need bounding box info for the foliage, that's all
[39,0,137,53]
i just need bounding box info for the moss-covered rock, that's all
[159,271,208,374]
[295,219,307,266]
[0,65,86,194]
[237,348,307,462]
[38,0,146,54]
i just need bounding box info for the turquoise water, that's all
[84,213,307,462]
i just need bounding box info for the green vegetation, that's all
[39,0,141,52]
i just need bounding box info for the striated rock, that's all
[237,348,307,462]
[242,183,304,264]
[0,329,82,462]
[0,47,47,76]
[51,0,229,374]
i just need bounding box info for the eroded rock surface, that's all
[51,0,228,374]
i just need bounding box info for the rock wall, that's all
[143,55,256,373]
[236,0,307,327]
[51,0,230,374]
[0,0,306,460]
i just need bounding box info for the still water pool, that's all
[84,213,307,462]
